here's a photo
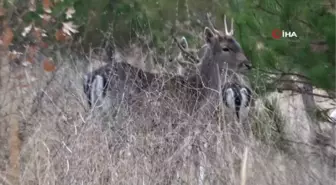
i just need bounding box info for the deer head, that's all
[201,13,251,75]
[190,13,252,101]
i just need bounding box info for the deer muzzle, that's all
[244,63,252,70]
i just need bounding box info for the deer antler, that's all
[172,35,200,64]
[206,13,221,35]
[180,36,189,49]
[224,15,234,36]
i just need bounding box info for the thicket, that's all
[0,0,335,94]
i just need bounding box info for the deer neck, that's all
[199,47,220,90]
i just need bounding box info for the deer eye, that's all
[222,47,229,52]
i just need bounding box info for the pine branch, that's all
[276,87,335,99]
[255,3,313,28]
[328,0,335,7]
[274,0,282,8]
[251,67,312,81]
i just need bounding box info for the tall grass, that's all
[0,50,335,185]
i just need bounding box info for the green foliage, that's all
[4,0,335,94]
[235,0,335,92]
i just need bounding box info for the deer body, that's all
[83,14,253,185]
[83,14,252,117]
[83,62,161,110]
[180,14,252,185]
[83,37,201,111]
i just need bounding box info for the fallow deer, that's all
[170,14,253,184]
[83,13,253,185]
[183,13,251,114]
[83,12,252,115]
[83,60,162,111]
[175,14,252,76]
[83,36,198,111]
[172,35,253,122]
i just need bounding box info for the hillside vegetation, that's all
[0,0,335,185]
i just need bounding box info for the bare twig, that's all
[275,79,315,86]
[251,67,312,81]
[276,87,335,99]
[240,147,249,185]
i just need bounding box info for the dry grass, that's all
[0,51,335,185]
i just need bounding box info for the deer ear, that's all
[204,27,214,43]
[180,36,188,49]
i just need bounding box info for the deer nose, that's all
[238,61,252,70]
[237,54,251,68]
[244,62,252,70]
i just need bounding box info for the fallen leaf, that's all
[29,0,36,11]
[62,22,79,36]
[65,7,75,19]
[55,29,68,41]
[22,60,33,66]
[1,26,14,47]
[21,24,33,37]
[32,27,43,41]
[40,14,52,24]
[43,58,56,72]
[42,31,47,37]
[9,50,23,61]
[0,7,5,16]
[42,0,53,13]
